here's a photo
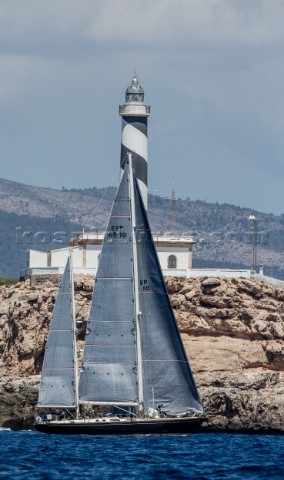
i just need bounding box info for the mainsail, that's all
[79,159,203,415]
[79,166,138,405]
[38,255,77,408]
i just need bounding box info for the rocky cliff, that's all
[0,276,283,432]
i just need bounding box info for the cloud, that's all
[1,0,283,106]
[0,1,284,53]
[0,0,284,213]
[85,0,284,47]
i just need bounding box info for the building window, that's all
[168,255,177,269]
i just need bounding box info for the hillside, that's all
[0,177,284,278]
[0,276,283,432]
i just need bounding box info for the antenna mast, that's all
[171,175,176,235]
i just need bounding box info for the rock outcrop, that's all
[0,376,39,430]
[0,276,283,432]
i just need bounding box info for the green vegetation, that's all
[0,277,17,286]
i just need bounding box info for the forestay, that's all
[79,166,138,405]
[133,175,203,415]
[38,257,76,407]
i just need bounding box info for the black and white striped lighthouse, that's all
[119,75,150,209]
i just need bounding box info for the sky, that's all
[1,0,284,214]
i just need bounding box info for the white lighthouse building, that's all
[119,74,150,209]
[27,76,196,280]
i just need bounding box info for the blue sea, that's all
[0,430,283,480]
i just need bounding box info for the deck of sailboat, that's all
[34,415,206,435]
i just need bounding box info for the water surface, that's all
[1,430,283,479]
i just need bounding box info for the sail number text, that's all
[108,226,127,238]
[139,279,149,291]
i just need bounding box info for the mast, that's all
[70,250,79,419]
[78,163,138,406]
[128,152,144,413]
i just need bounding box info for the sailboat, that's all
[34,155,206,434]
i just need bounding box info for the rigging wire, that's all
[80,165,121,231]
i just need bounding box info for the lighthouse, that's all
[28,76,197,281]
[119,74,150,209]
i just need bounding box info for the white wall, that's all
[51,248,74,267]
[86,244,101,269]
[29,250,47,268]
[156,247,188,270]
[68,247,82,268]
[188,269,251,279]
[254,273,284,289]
[29,245,190,272]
